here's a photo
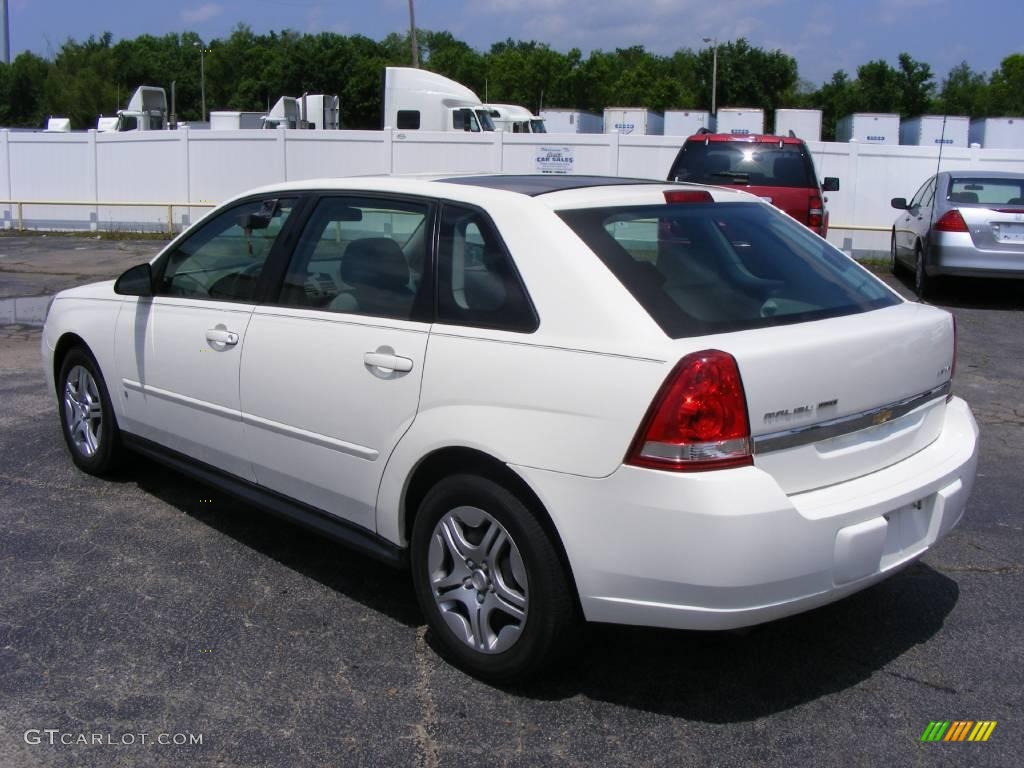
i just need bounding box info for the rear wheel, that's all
[410,474,577,682]
[57,347,122,475]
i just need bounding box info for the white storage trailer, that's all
[773,109,822,141]
[210,111,267,130]
[664,110,712,136]
[713,108,764,135]
[968,117,1024,149]
[899,115,969,147]
[540,109,602,134]
[603,108,664,135]
[836,113,900,144]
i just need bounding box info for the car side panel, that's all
[42,284,125,421]
[374,331,668,544]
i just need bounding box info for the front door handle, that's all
[206,328,239,346]
[364,351,413,373]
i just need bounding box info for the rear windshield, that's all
[669,141,818,189]
[948,177,1024,206]
[558,202,899,338]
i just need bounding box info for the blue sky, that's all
[4,0,1021,86]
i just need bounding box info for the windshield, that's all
[558,201,898,338]
[947,177,1024,206]
[530,119,547,133]
[669,141,818,189]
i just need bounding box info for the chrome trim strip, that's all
[753,381,951,454]
[122,378,241,421]
[122,378,379,461]
[240,412,379,461]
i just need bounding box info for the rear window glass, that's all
[558,202,899,339]
[669,141,817,189]
[948,178,1024,206]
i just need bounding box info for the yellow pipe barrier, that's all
[0,199,217,235]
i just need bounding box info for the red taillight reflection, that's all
[934,209,968,232]
[664,189,714,204]
[626,350,752,472]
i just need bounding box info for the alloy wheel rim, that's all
[64,365,102,458]
[427,505,528,654]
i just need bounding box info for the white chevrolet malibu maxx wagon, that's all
[43,175,978,681]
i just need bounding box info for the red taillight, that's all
[626,350,752,472]
[934,209,968,232]
[808,193,824,230]
[664,189,714,204]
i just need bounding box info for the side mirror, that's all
[890,197,908,210]
[822,177,840,192]
[114,263,154,297]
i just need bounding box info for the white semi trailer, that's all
[714,108,765,135]
[773,109,823,141]
[899,115,969,147]
[603,108,664,135]
[968,117,1024,149]
[539,109,603,134]
[382,67,495,132]
[664,110,712,136]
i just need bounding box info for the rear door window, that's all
[670,141,817,188]
[559,202,899,338]
[277,196,431,321]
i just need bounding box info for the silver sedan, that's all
[890,170,1024,298]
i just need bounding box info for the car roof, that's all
[685,133,807,145]
[435,174,665,196]
[223,174,754,211]
[939,169,1024,180]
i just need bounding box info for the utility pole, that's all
[702,37,719,116]
[1,0,11,65]
[408,0,419,67]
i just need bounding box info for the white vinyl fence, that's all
[3,127,1024,256]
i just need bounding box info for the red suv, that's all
[667,132,839,236]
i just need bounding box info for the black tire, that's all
[56,346,122,475]
[410,474,577,682]
[890,231,903,276]
[914,243,930,301]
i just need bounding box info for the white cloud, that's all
[181,4,224,24]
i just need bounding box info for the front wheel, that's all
[914,244,930,301]
[57,347,122,475]
[890,231,903,275]
[410,474,577,682]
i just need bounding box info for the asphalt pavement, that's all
[0,237,1021,767]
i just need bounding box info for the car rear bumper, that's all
[931,233,1024,278]
[512,396,978,631]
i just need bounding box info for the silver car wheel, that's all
[63,365,103,458]
[427,505,528,654]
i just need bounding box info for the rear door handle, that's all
[206,328,239,346]
[364,352,413,373]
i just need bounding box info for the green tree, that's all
[937,62,989,116]
[895,53,934,117]
[989,54,1024,115]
